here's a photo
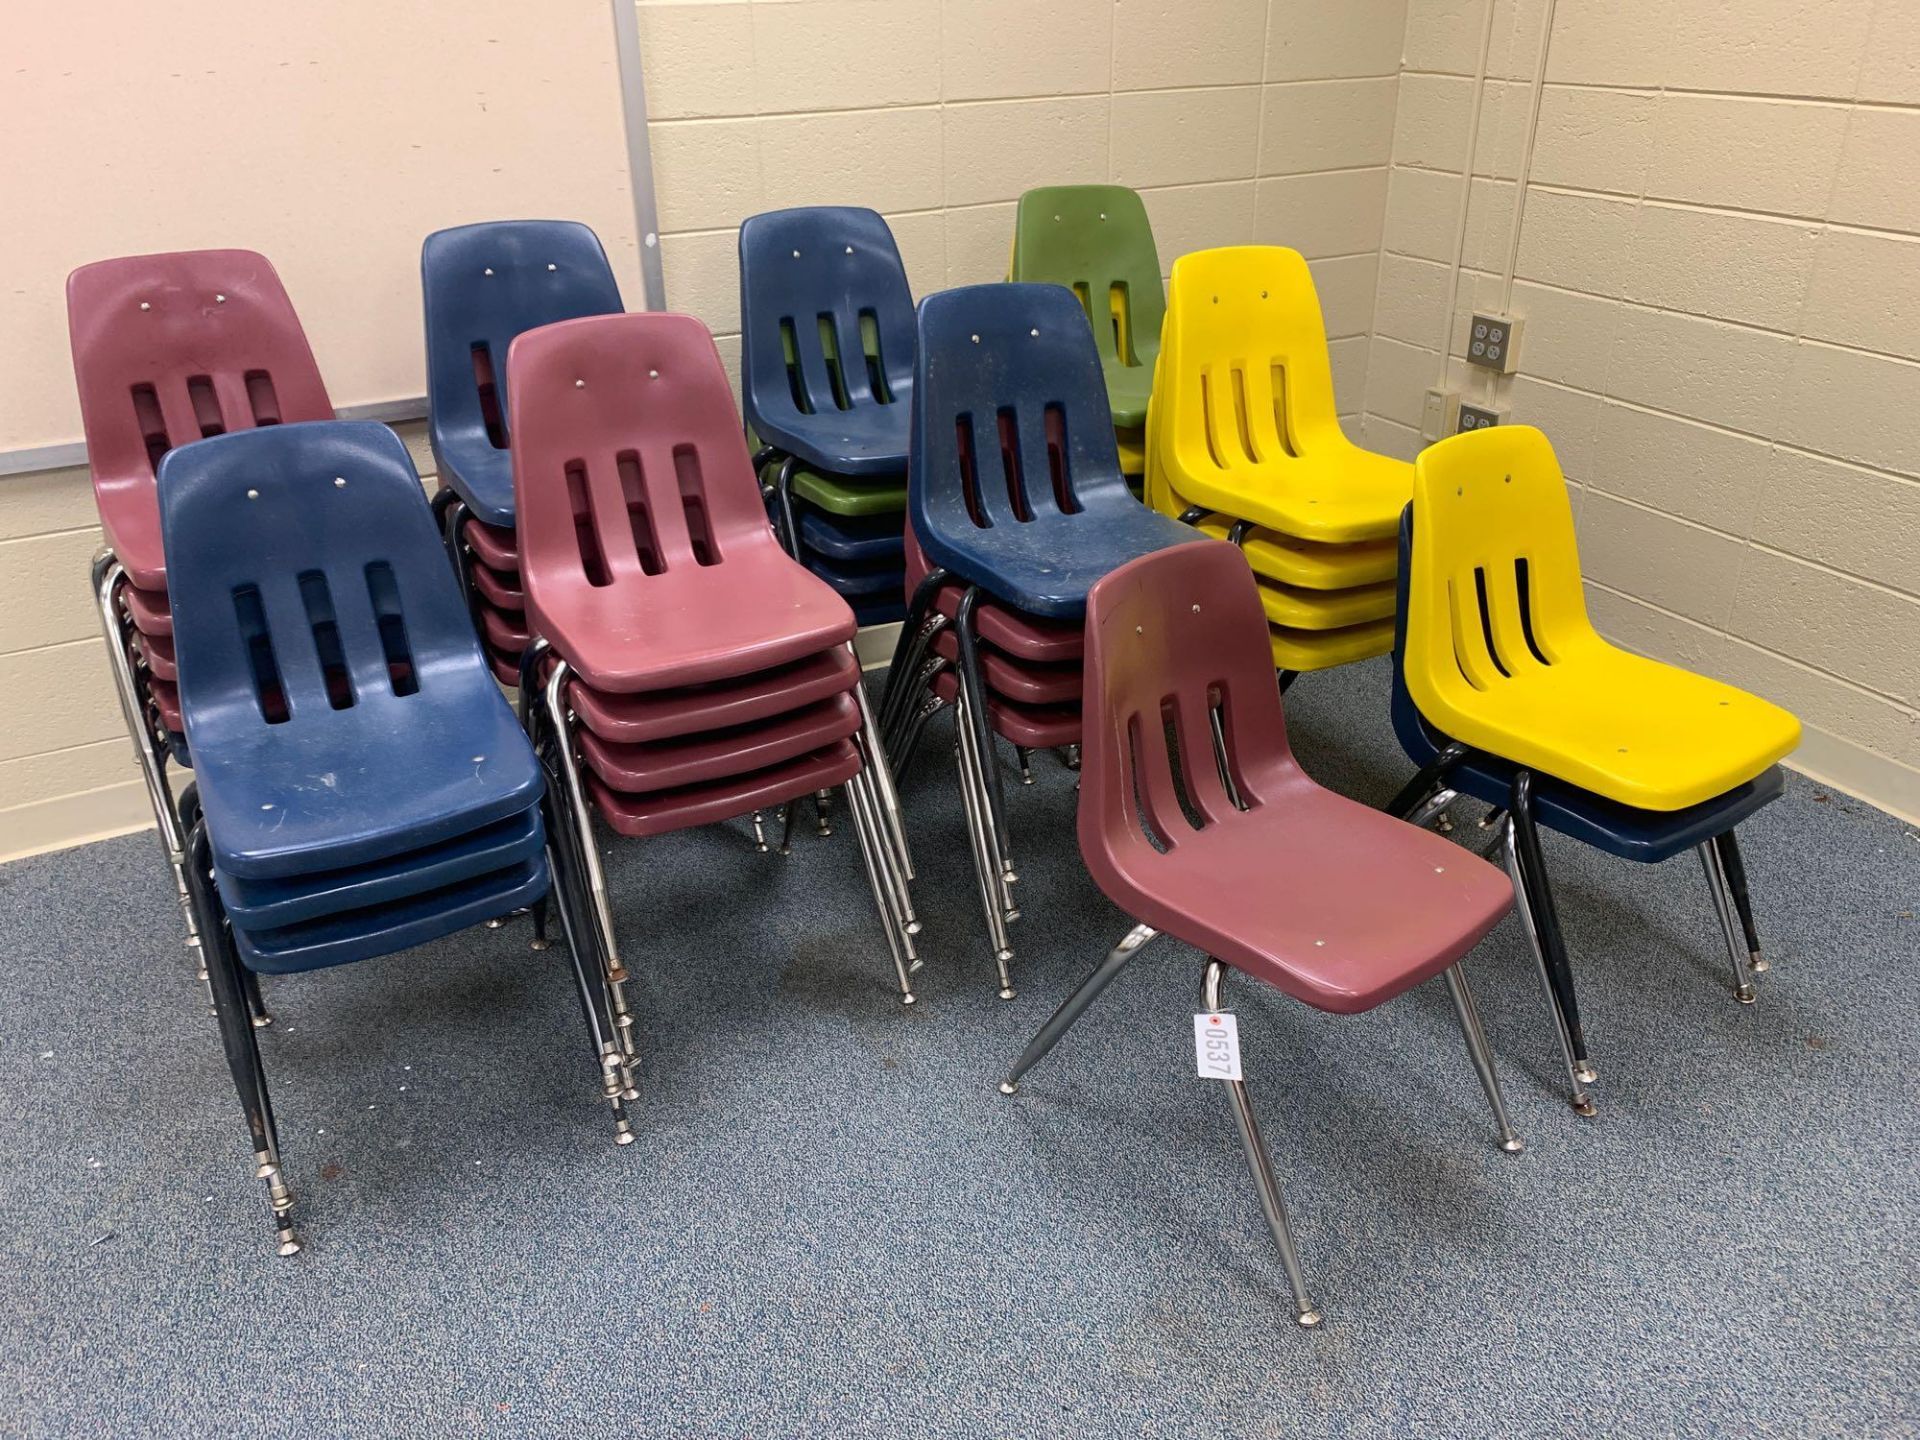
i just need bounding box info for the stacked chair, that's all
[1000,539,1524,1327]
[422,220,626,683]
[1385,426,1801,1117]
[505,310,925,1018]
[1145,245,1407,682]
[157,419,630,1255]
[67,249,335,974]
[879,283,1204,998]
[739,207,915,625]
[1008,185,1164,491]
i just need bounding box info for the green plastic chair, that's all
[1010,185,1165,430]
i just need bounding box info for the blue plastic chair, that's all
[739,206,915,479]
[1383,507,1782,1118]
[423,220,624,529]
[156,419,634,1254]
[906,283,1203,621]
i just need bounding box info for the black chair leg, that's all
[878,568,947,736]
[1385,741,1468,820]
[1714,829,1766,972]
[1507,771,1598,1115]
[184,822,299,1255]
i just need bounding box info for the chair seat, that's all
[577,693,859,794]
[479,604,531,652]
[215,804,543,927]
[1168,445,1414,545]
[462,516,520,572]
[1120,773,1511,1014]
[136,631,178,681]
[124,581,173,637]
[586,740,862,838]
[1115,430,1145,477]
[925,508,1209,621]
[906,532,1085,662]
[750,404,910,478]
[795,505,906,566]
[1427,637,1801,812]
[931,669,1079,747]
[469,560,524,612]
[1256,575,1395,631]
[930,627,1081,706]
[780,464,908,518]
[535,558,858,694]
[150,675,184,733]
[568,647,857,744]
[434,438,517,530]
[807,552,905,600]
[230,856,549,974]
[1193,516,1396,591]
[851,595,908,627]
[1267,617,1393,671]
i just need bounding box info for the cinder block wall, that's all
[1361,0,1920,818]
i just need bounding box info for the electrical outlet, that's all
[1465,313,1523,373]
[1456,402,1508,434]
[1421,388,1456,442]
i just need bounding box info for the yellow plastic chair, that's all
[1146,246,1411,548]
[1405,426,1800,813]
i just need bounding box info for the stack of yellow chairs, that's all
[1144,245,1410,674]
[1009,184,1163,491]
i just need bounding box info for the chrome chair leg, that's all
[1000,923,1156,1092]
[1714,829,1768,973]
[778,801,799,856]
[1440,965,1523,1152]
[845,769,917,963]
[952,588,1015,888]
[1015,746,1035,785]
[544,840,636,1143]
[1698,841,1757,1005]
[953,687,1015,997]
[813,789,834,837]
[93,551,203,969]
[843,772,917,1004]
[1501,817,1597,1115]
[848,654,915,882]
[849,699,918,932]
[1202,959,1322,1329]
[750,811,768,852]
[1405,787,1459,832]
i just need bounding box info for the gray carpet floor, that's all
[1,658,1915,1438]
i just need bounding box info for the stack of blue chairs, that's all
[739,206,915,626]
[159,420,633,1255]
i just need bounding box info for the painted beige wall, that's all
[1361,0,1920,819]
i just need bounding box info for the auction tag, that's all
[1193,1011,1242,1081]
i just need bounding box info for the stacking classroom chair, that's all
[422,220,626,682]
[1009,184,1165,487]
[67,249,335,978]
[879,283,1205,997]
[158,420,632,1255]
[1384,426,1801,1116]
[1000,540,1522,1327]
[1145,246,1406,683]
[506,310,924,1040]
[739,207,916,626]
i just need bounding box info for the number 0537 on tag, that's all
[1193,1012,1242,1081]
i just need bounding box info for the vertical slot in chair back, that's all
[422,220,625,526]
[158,421,484,734]
[739,207,915,469]
[1404,426,1588,716]
[1079,543,1290,873]
[1156,246,1343,484]
[67,249,333,588]
[508,311,773,600]
[1011,185,1164,378]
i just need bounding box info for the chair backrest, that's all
[1154,245,1347,480]
[1010,185,1165,372]
[507,311,778,601]
[1403,425,1590,725]
[908,282,1131,555]
[156,421,486,740]
[422,221,625,520]
[738,206,915,438]
[67,249,333,583]
[1079,541,1292,879]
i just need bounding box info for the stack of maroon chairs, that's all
[883,531,1085,787]
[506,310,923,1040]
[66,250,333,970]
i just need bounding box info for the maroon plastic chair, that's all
[66,249,333,975]
[505,311,922,1017]
[1000,541,1522,1327]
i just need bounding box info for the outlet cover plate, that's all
[1466,313,1522,373]
[1456,402,1507,433]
